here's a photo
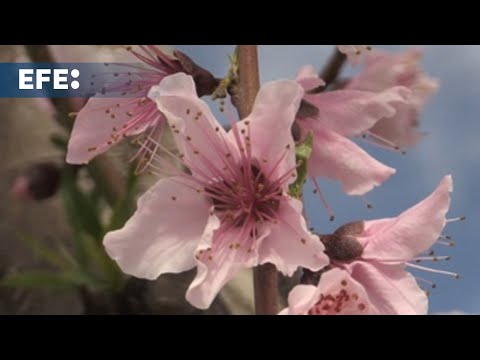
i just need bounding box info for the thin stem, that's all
[236,45,278,315]
[24,45,126,204]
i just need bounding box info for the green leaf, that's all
[1,270,89,291]
[60,167,104,265]
[16,232,73,271]
[289,131,314,199]
[212,47,239,101]
[49,133,69,151]
[80,234,125,291]
[107,165,138,232]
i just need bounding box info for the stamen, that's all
[406,263,460,279]
[414,256,451,262]
[415,277,437,289]
[311,177,335,221]
[364,131,401,150]
[360,196,373,209]
[446,216,466,223]
[437,240,455,247]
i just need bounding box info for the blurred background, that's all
[0,45,476,315]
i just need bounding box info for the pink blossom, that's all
[66,46,182,166]
[295,65,411,196]
[33,46,124,119]
[321,175,456,315]
[347,48,439,148]
[103,73,329,309]
[279,268,376,315]
[66,46,218,171]
[337,45,372,66]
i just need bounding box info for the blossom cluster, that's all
[65,45,460,315]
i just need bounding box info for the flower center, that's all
[308,280,366,315]
[205,165,282,227]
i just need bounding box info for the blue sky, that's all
[176,45,479,314]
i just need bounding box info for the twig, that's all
[310,47,347,94]
[236,45,278,315]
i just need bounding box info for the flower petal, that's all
[281,268,376,315]
[66,97,161,164]
[348,48,425,92]
[295,65,326,91]
[361,175,453,262]
[346,48,439,149]
[348,261,428,315]
[301,125,395,195]
[368,100,423,148]
[280,284,319,315]
[148,73,233,179]
[186,222,261,310]
[103,177,212,280]
[302,86,411,138]
[233,80,304,185]
[257,197,329,276]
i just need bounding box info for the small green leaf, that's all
[289,131,314,199]
[107,165,138,232]
[60,167,104,265]
[16,232,73,271]
[1,270,87,291]
[49,133,69,151]
[81,234,125,291]
[212,47,239,101]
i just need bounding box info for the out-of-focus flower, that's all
[10,162,61,201]
[347,48,439,148]
[295,65,411,196]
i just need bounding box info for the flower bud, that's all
[10,162,61,201]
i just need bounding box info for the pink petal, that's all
[368,101,423,148]
[302,86,411,138]
[361,175,452,262]
[348,48,421,91]
[279,284,319,315]
[360,218,396,238]
[103,177,212,280]
[281,268,376,315]
[345,48,439,149]
[301,125,396,195]
[148,73,234,178]
[233,80,304,185]
[295,65,326,91]
[66,97,161,164]
[186,222,260,310]
[348,261,428,315]
[257,197,329,276]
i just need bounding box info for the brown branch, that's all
[24,45,126,204]
[309,47,347,94]
[235,45,278,315]
[253,263,279,315]
[236,45,261,118]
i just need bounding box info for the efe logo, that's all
[19,69,80,90]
